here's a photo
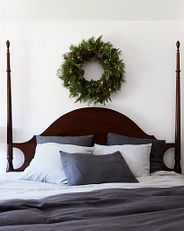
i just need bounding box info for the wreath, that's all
[57,36,125,104]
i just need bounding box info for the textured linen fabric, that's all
[36,135,94,147]
[1,186,184,230]
[21,143,93,184]
[93,143,152,178]
[107,132,166,172]
[60,151,138,186]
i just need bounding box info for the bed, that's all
[1,41,183,231]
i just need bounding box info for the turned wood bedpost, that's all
[175,41,181,173]
[6,40,14,172]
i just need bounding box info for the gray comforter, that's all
[1,186,184,231]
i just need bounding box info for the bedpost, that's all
[174,41,181,173]
[6,40,14,172]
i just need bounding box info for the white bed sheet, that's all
[0,171,184,200]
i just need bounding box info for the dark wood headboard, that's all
[11,107,177,172]
[6,41,181,173]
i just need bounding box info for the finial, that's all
[176,41,180,50]
[6,40,10,50]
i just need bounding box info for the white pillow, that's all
[21,143,93,184]
[93,144,152,178]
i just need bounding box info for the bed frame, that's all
[6,41,182,173]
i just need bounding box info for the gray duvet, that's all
[1,186,184,231]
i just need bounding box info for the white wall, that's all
[0,0,183,20]
[0,21,183,169]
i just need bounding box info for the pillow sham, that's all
[107,133,166,172]
[21,143,93,184]
[36,135,94,147]
[93,143,152,178]
[60,151,138,186]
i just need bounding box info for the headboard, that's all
[6,41,181,173]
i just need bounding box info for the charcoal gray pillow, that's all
[60,151,138,186]
[36,135,94,147]
[107,133,166,173]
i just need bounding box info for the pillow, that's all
[107,133,166,172]
[93,143,152,178]
[60,151,138,186]
[21,143,93,184]
[36,135,94,147]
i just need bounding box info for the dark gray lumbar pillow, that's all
[36,135,94,147]
[60,151,138,186]
[107,133,166,173]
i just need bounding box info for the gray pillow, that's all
[60,151,138,186]
[36,135,94,147]
[107,133,166,173]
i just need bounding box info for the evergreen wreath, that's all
[57,36,125,104]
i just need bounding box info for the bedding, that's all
[60,151,138,185]
[0,172,184,230]
[21,143,93,184]
[93,143,152,177]
[0,171,184,200]
[36,134,94,146]
[107,132,166,172]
